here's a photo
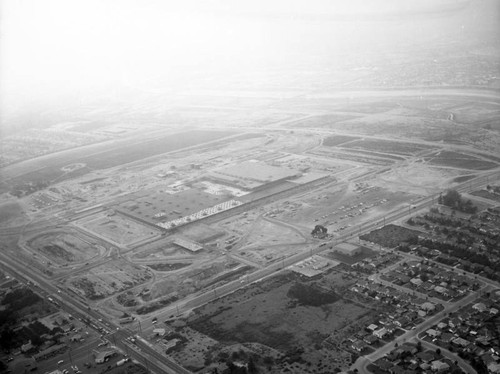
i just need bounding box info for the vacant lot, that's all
[26,230,103,265]
[66,260,152,300]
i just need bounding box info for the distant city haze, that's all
[0,0,499,133]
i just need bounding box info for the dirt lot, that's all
[77,212,161,247]
[25,230,103,265]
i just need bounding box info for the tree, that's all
[248,356,258,374]
[436,348,441,356]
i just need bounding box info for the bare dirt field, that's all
[65,260,152,300]
[77,212,161,247]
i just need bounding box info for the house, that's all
[440,332,455,343]
[426,329,441,338]
[416,351,435,363]
[431,360,450,372]
[421,302,436,312]
[21,340,33,353]
[394,316,410,328]
[448,317,461,328]
[437,322,447,330]
[452,337,470,348]
[434,286,448,295]
[366,324,378,332]
[472,302,487,312]
[351,340,366,352]
[70,334,82,342]
[373,327,389,339]
[364,335,378,345]
[374,358,393,371]
[410,278,423,287]
[488,363,500,374]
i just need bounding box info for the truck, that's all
[116,358,129,367]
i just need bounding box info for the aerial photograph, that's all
[0,0,499,373]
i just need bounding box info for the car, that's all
[152,317,158,324]
[62,370,69,374]
[58,360,64,365]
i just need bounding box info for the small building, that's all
[473,302,487,313]
[426,329,441,338]
[95,350,115,364]
[366,324,378,332]
[373,327,388,339]
[153,328,166,337]
[421,302,436,312]
[21,340,33,353]
[431,360,449,372]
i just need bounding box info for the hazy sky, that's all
[1,0,498,113]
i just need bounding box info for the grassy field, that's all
[339,138,434,156]
[425,150,498,170]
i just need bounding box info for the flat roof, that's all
[173,238,203,252]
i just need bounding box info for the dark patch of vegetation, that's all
[438,189,477,214]
[146,263,190,271]
[287,282,340,307]
[359,224,420,248]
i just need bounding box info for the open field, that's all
[471,189,500,202]
[25,230,104,265]
[0,129,238,193]
[339,138,435,156]
[185,271,376,373]
[425,150,499,170]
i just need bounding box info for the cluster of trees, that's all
[438,190,478,214]
[0,288,61,352]
[486,185,500,194]
[10,181,49,197]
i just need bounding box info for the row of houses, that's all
[352,278,441,320]
[382,260,477,301]
[423,297,500,372]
